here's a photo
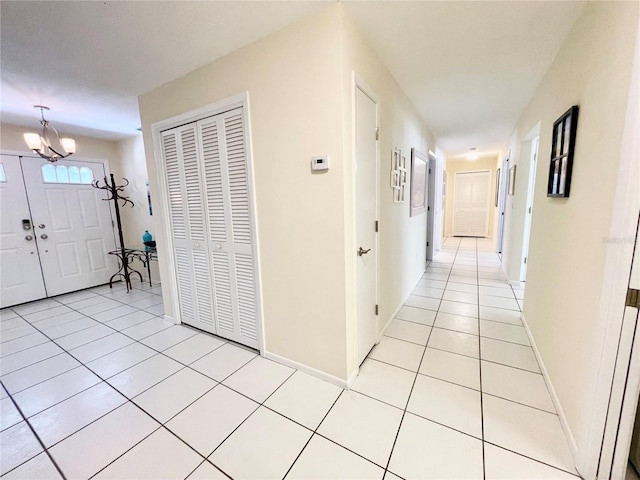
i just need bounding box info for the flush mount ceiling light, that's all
[466,148,479,161]
[23,105,76,163]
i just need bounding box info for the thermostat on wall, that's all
[311,155,329,172]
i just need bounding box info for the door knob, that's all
[358,247,371,256]
[38,224,46,229]
[25,235,33,241]
[40,234,48,239]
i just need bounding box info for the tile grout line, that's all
[380,237,462,479]
[10,299,240,479]
[475,238,487,480]
[0,379,68,480]
[5,291,231,474]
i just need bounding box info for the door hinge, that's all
[524,257,527,264]
[528,206,532,214]
[375,220,379,232]
[427,242,429,247]
[627,289,640,308]
[375,304,379,315]
[375,127,379,140]
[429,169,432,174]
[427,206,430,211]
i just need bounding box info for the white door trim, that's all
[150,92,265,355]
[352,72,379,372]
[426,151,437,260]
[580,31,640,477]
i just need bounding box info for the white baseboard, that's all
[520,312,579,460]
[164,314,177,325]
[377,296,407,343]
[263,350,355,390]
[377,272,424,343]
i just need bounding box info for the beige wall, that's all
[340,8,437,374]
[109,134,151,248]
[1,122,118,162]
[504,0,638,469]
[138,4,438,381]
[139,6,349,379]
[443,157,498,238]
[109,134,159,283]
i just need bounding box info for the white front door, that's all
[21,159,117,296]
[355,86,378,365]
[453,170,491,237]
[0,155,47,307]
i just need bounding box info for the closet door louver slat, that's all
[162,107,259,349]
[224,113,252,246]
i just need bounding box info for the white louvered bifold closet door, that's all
[162,126,216,332]
[161,107,259,349]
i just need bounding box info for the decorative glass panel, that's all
[56,165,70,183]
[42,164,57,183]
[68,166,81,183]
[80,167,93,184]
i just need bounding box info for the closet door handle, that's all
[40,234,48,239]
[25,235,33,241]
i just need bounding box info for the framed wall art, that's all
[410,148,427,216]
[547,105,579,197]
[495,168,500,207]
[391,147,407,203]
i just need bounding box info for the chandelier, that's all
[23,105,76,162]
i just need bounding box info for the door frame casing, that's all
[150,92,265,355]
[351,72,380,372]
[0,151,116,304]
[497,154,509,256]
[582,33,640,476]
[426,151,437,260]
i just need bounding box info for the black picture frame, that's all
[547,105,579,197]
[495,168,500,207]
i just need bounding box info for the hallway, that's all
[1,238,577,479]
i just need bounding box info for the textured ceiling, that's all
[1,1,584,157]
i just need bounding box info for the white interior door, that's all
[21,158,117,296]
[426,152,436,260]
[162,107,260,350]
[521,136,539,280]
[497,157,509,255]
[0,155,47,307]
[453,170,491,237]
[356,86,378,365]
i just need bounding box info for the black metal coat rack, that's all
[92,174,140,291]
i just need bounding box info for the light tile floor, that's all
[0,237,578,479]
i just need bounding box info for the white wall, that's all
[501,1,639,474]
